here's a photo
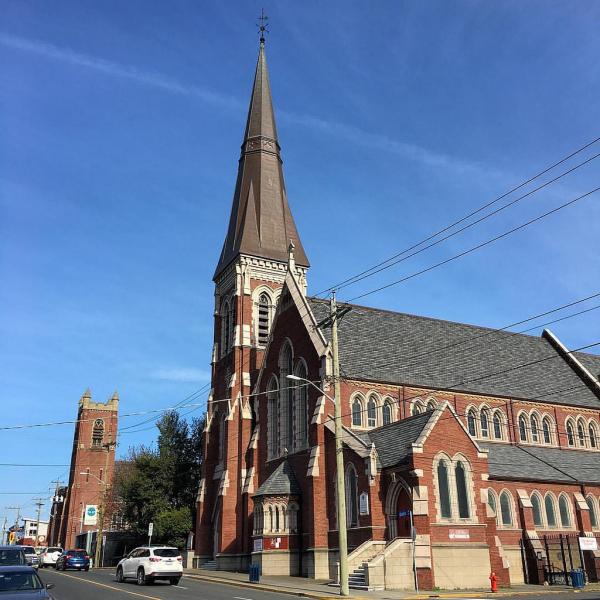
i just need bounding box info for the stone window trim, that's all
[563,415,600,451]
[465,403,506,440]
[411,398,426,416]
[544,492,559,528]
[432,452,478,525]
[292,358,309,450]
[91,418,105,448]
[252,285,280,348]
[585,495,599,530]
[345,463,359,528]
[220,297,235,357]
[253,498,300,535]
[366,393,380,428]
[350,393,365,428]
[498,489,516,528]
[382,396,395,426]
[531,491,544,528]
[558,493,575,529]
[267,375,279,460]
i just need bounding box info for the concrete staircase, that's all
[348,564,369,590]
[200,560,217,570]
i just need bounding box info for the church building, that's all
[194,39,600,590]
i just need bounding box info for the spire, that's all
[214,41,309,279]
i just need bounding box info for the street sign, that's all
[148,522,154,537]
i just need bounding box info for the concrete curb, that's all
[183,572,347,599]
[404,589,584,599]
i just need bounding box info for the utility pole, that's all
[331,291,349,597]
[33,498,45,547]
[6,506,21,544]
[1,517,7,545]
[95,439,116,568]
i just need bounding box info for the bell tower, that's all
[195,37,309,570]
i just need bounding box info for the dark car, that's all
[55,550,89,571]
[0,547,26,566]
[0,565,54,598]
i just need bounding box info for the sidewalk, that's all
[183,568,600,599]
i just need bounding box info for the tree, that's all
[114,411,205,548]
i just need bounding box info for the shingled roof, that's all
[308,298,600,409]
[486,443,600,484]
[253,460,302,497]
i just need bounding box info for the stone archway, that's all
[385,477,413,540]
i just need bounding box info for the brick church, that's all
[194,39,600,590]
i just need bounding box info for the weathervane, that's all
[257,9,269,45]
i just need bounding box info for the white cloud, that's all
[152,367,211,383]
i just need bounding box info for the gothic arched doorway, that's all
[385,478,413,540]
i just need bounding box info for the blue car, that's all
[54,550,90,571]
[0,565,54,598]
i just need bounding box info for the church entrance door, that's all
[395,487,412,538]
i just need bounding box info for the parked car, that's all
[115,546,183,585]
[0,547,26,566]
[39,547,62,568]
[55,550,90,571]
[0,565,55,599]
[18,547,39,569]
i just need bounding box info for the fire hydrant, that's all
[489,572,498,593]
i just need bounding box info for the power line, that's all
[315,135,600,297]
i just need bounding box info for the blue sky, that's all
[1,1,599,521]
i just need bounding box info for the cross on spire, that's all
[257,9,269,45]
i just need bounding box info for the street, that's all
[35,568,600,600]
[37,568,297,600]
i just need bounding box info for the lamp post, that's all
[287,374,349,596]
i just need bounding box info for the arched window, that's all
[352,396,363,427]
[566,421,575,446]
[267,377,279,459]
[589,422,598,449]
[367,396,377,428]
[268,505,274,532]
[530,415,540,443]
[288,502,299,533]
[382,400,393,426]
[426,399,436,411]
[412,401,424,416]
[279,344,294,454]
[487,489,497,516]
[480,409,490,438]
[545,495,557,527]
[455,462,470,518]
[92,419,104,448]
[531,494,543,527]
[577,419,586,447]
[542,417,552,444]
[218,412,227,463]
[493,412,503,439]
[345,465,359,527]
[221,299,232,354]
[294,361,308,449]
[437,460,451,519]
[467,409,477,437]
[257,292,271,346]
[518,415,528,442]
[500,491,513,527]
[559,495,571,528]
[586,496,598,529]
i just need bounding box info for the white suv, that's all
[39,547,63,568]
[115,546,183,586]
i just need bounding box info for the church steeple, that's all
[214,41,309,279]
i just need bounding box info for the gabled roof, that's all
[486,443,600,485]
[214,42,309,279]
[253,460,302,497]
[309,298,600,409]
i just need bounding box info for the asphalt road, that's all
[37,568,298,600]
[36,568,600,600]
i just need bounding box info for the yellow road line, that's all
[51,571,162,600]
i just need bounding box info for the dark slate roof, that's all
[486,443,600,484]
[253,460,302,497]
[214,43,308,278]
[308,298,600,409]
[364,411,434,469]
[576,351,600,382]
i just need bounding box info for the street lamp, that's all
[287,375,349,596]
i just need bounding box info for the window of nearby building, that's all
[345,465,359,527]
[566,421,575,446]
[542,417,552,444]
[500,491,513,527]
[518,415,528,442]
[437,461,452,519]
[382,400,392,426]
[559,495,571,528]
[92,419,104,448]
[493,412,503,439]
[352,396,363,427]
[587,496,598,529]
[367,396,377,428]
[531,415,539,443]
[531,494,543,527]
[467,409,477,437]
[455,462,470,518]
[480,409,489,438]
[545,495,557,527]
